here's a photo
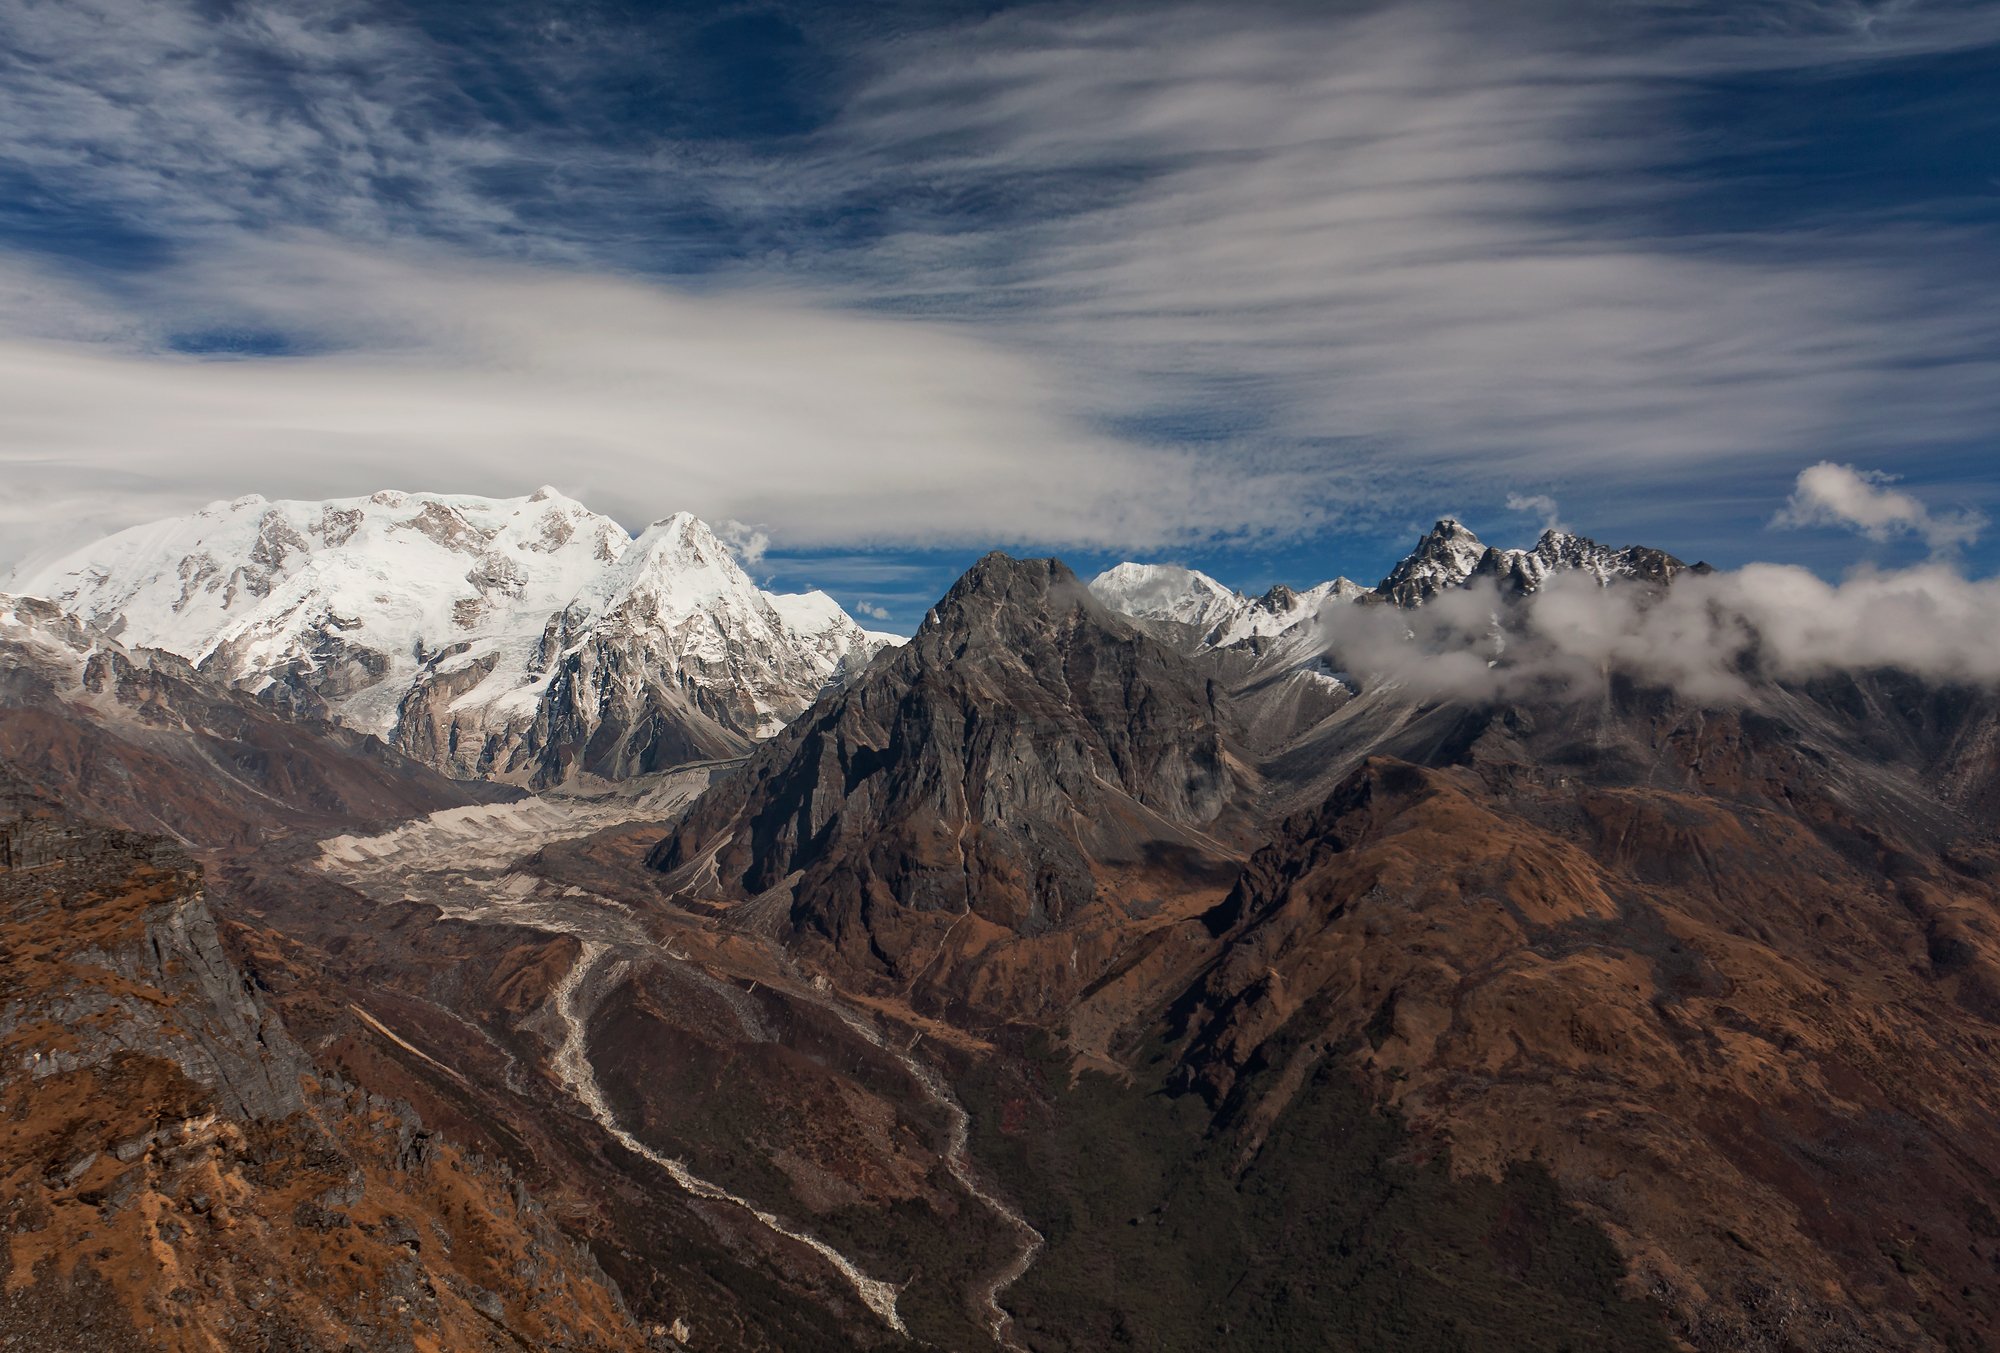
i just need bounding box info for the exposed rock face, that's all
[14,490,897,787]
[0,800,645,1352]
[0,802,304,1121]
[0,594,506,846]
[653,553,1250,1021]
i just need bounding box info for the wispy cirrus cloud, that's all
[0,0,1996,575]
[802,2,2000,490]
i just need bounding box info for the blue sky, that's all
[0,0,1996,629]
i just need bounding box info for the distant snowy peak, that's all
[1092,519,1688,653]
[1088,562,1363,652]
[1376,521,1690,606]
[1088,562,1244,633]
[15,490,898,786]
[1216,578,1368,647]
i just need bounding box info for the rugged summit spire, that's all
[1373,517,1489,606]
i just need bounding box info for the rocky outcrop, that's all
[652,553,1251,1022]
[0,799,646,1352]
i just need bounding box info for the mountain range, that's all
[6,490,1998,1352]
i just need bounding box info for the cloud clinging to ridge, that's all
[1319,563,2000,706]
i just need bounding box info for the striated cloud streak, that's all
[0,0,1996,563]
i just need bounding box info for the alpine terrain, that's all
[6,503,2000,1352]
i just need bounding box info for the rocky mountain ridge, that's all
[1092,518,1694,649]
[646,541,2000,1350]
[652,553,1252,1027]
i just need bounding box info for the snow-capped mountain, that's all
[14,489,900,786]
[1088,563,1245,634]
[1088,562,1365,652]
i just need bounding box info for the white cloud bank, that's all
[1321,564,2000,705]
[1773,461,1986,553]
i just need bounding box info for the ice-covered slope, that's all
[16,489,898,786]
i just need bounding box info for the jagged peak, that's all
[922,553,1103,638]
[1376,517,1491,604]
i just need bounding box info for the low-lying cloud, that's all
[1320,564,2000,705]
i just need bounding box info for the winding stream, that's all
[818,1001,1045,1352]
[547,938,909,1334]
